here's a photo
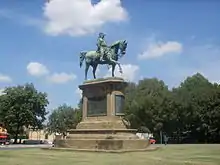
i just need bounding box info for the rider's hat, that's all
[99,32,106,37]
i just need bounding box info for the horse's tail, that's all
[79,51,87,68]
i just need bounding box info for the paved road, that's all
[0,144,52,150]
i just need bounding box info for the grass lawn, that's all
[0,144,220,165]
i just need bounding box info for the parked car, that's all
[23,140,44,144]
[0,133,10,145]
[149,137,156,144]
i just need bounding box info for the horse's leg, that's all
[85,63,89,80]
[117,63,123,73]
[112,64,116,77]
[108,57,122,73]
[92,64,98,79]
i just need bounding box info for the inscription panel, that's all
[115,95,125,115]
[87,96,107,117]
[85,86,106,98]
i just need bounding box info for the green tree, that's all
[171,73,220,143]
[47,104,82,136]
[123,73,220,143]
[0,83,49,143]
[125,78,173,139]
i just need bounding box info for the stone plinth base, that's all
[43,146,159,153]
[54,139,150,150]
[54,129,151,150]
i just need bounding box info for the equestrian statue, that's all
[79,32,128,80]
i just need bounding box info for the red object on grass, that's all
[149,138,156,144]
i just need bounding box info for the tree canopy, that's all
[0,83,49,143]
[47,104,82,136]
[125,73,220,143]
[1,72,220,144]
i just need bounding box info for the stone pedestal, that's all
[54,77,150,151]
[77,77,129,130]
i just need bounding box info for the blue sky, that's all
[0,0,220,111]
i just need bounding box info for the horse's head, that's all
[119,40,128,56]
[109,40,128,59]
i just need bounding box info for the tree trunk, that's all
[14,124,20,144]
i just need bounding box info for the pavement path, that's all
[0,144,53,150]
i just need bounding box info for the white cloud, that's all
[47,72,77,84]
[96,67,101,76]
[75,88,82,98]
[0,88,6,95]
[105,64,139,82]
[138,41,183,60]
[43,0,128,36]
[27,62,77,84]
[27,62,49,77]
[0,74,12,83]
[163,43,220,87]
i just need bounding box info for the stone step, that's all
[68,128,137,134]
[66,134,139,140]
[76,121,127,129]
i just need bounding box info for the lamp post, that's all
[160,130,163,144]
